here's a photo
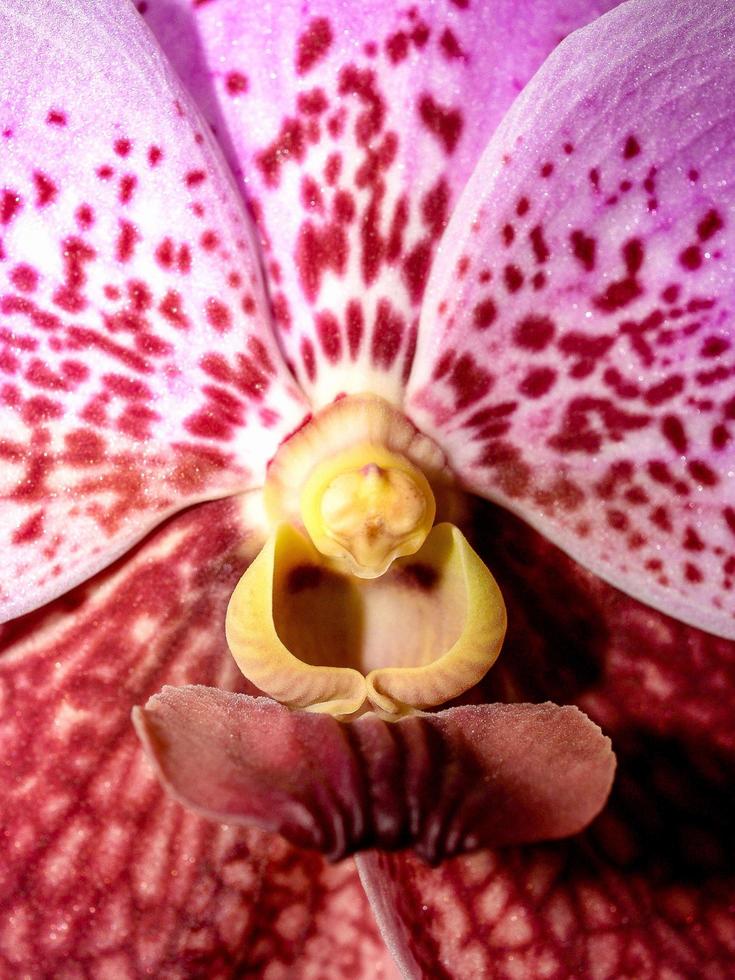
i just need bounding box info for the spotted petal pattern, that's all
[358,499,735,978]
[0,0,307,622]
[406,0,735,639]
[142,0,622,408]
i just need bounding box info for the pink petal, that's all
[406,0,735,639]
[358,500,735,977]
[142,0,622,408]
[135,687,614,862]
[0,0,307,621]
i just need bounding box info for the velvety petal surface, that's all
[406,0,735,638]
[135,687,614,863]
[0,0,307,621]
[142,0,622,407]
[0,495,266,976]
[357,499,735,979]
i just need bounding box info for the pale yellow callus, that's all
[225,521,507,719]
[225,524,367,716]
[366,524,506,716]
[300,443,436,578]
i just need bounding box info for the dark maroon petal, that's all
[250,844,401,979]
[0,497,275,975]
[0,0,307,621]
[135,687,614,863]
[406,0,735,639]
[143,0,623,408]
[357,499,735,978]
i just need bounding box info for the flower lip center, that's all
[300,443,436,578]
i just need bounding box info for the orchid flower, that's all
[1,0,734,976]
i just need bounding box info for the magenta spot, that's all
[645,375,684,406]
[11,509,44,544]
[371,299,404,370]
[33,172,57,208]
[701,336,729,358]
[97,164,114,181]
[622,135,640,159]
[473,298,497,329]
[148,145,163,167]
[688,459,718,486]
[504,265,523,293]
[116,220,139,263]
[225,71,249,95]
[46,109,67,126]
[1,190,22,225]
[256,118,306,187]
[159,290,189,329]
[295,220,347,302]
[514,315,555,351]
[75,204,94,228]
[296,17,333,75]
[697,209,724,241]
[679,245,702,270]
[200,230,219,251]
[570,230,596,271]
[119,174,136,205]
[540,162,554,178]
[421,178,450,240]
[439,28,463,60]
[529,225,549,263]
[315,310,342,363]
[9,264,38,293]
[501,224,514,247]
[186,170,207,187]
[346,299,365,360]
[386,31,409,63]
[402,240,432,304]
[449,354,494,410]
[301,337,317,382]
[519,367,556,398]
[114,138,132,157]
[205,298,232,333]
[661,414,688,453]
[418,94,463,155]
[515,197,530,217]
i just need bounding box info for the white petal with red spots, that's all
[407,0,735,638]
[143,0,623,409]
[0,0,307,622]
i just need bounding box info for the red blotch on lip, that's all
[296,17,333,76]
[114,138,132,157]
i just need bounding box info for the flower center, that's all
[300,444,436,577]
[227,394,506,720]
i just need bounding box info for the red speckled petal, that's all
[142,0,622,408]
[406,0,735,639]
[0,495,394,977]
[135,687,614,862]
[357,500,735,979]
[0,0,307,621]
